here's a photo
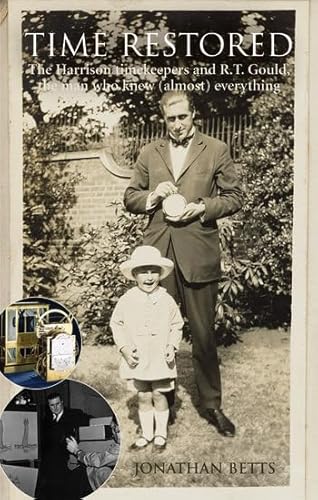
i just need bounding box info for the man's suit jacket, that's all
[39,408,90,465]
[124,130,243,284]
[35,408,90,499]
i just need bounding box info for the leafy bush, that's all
[23,126,82,296]
[239,69,294,325]
[62,204,146,343]
[216,218,268,345]
[64,204,266,346]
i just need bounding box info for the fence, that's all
[52,114,253,167]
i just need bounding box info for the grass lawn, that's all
[72,327,290,488]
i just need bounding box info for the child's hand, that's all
[121,346,139,367]
[165,344,175,363]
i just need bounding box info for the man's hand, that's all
[165,344,175,363]
[66,436,79,455]
[150,182,178,205]
[120,346,139,367]
[165,201,205,223]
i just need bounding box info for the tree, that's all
[22,10,295,125]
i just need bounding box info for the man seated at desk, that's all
[66,416,120,494]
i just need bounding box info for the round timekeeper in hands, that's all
[162,193,187,219]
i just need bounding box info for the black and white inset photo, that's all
[0,380,121,499]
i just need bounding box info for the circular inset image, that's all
[0,297,81,389]
[0,380,121,499]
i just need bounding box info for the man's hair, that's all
[47,392,62,402]
[159,90,194,115]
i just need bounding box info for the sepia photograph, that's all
[0,1,311,499]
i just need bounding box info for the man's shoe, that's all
[207,409,235,437]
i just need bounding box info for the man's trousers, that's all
[161,241,221,409]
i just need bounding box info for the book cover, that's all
[0,0,314,499]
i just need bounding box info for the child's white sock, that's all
[138,409,154,441]
[154,409,169,442]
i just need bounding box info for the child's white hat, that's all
[120,245,174,280]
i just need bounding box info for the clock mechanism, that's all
[36,310,77,382]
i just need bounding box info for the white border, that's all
[306,0,318,499]
[0,1,310,499]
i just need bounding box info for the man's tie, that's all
[169,133,194,148]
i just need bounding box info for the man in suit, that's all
[124,90,243,437]
[35,392,90,500]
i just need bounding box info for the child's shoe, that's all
[153,435,167,452]
[130,436,152,450]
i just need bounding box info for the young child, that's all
[110,245,184,451]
